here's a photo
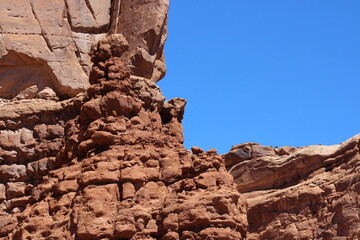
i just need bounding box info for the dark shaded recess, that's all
[0,51,58,99]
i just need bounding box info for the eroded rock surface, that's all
[0,58,247,239]
[0,0,168,99]
[109,0,169,82]
[226,138,360,239]
[1,0,359,239]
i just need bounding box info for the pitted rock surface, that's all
[1,1,359,239]
[0,59,247,240]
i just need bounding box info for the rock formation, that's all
[0,0,167,99]
[0,0,359,239]
[0,28,247,240]
[225,138,360,239]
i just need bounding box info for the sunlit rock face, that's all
[0,0,168,99]
[226,137,360,239]
[0,1,249,239]
[109,0,169,83]
[1,1,359,239]
[0,52,248,240]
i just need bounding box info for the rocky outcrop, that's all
[0,95,85,238]
[0,1,248,239]
[0,0,168,99]
[0,45,247,239]
[109,0,168,82]
[2,0,359,239]
[226,138,360,239]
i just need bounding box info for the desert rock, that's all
[0,0,168,99]
[1,1,359,239]
[0,56,247,239]
[226,137,360,239]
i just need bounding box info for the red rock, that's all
[91,131,116,146]
[163,213,179,232]
[106,57,130,80]
[0,0,168,98]
[5,1,359,239]
[0,149,17,163]
[159,155,181,183]
[224,142,275,168]
[162,232,179,240]
[121,165,147,182]
[274,146,298,156]
[0,216,16,237]
[77,139,96,154]
[0,55,246,239]
[103,118,127,133]
[79,170,120,185]
[0,184,6,201]
[191,146,204,154]
[122,182,136,199]
[6,182,26,199]
[27,158,49,177]
[226,135,360,239]
[199,227,244,240]
[49,191,76,214]
[0,48,250,239]
[53,180,79,195]
[76,184,119,240]
[82,119,105,139]
[6,195,32,210]
[100,91,142,118]
[0,164,28,182]
[114,210,137,238]
[135,181,168,206]
[36,87,59,101]
[80,98,102,121]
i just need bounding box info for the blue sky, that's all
[159,1,360,154]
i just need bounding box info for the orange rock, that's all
[6,182,26,199]
[53,180,79,195]
[76,184,119,240]
[226,135,360,239]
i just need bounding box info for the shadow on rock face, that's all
[0,51,59,99]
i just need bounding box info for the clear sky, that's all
[158,1,360,154]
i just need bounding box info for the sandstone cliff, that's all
[0,44,247,239]
[0,2,248,238]
[0,1,359,240]
[0,0,167,99]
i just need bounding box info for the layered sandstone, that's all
[1,0,359,239]
[226,138,360,239]
[0,39,247,239]
[0,0,167,99]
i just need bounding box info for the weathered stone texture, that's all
[226,137,360,239]
[109,0,169,82]
[0,56,247,239]
[1,1,359,239]
[0,0,102,98]
[0,0,168,99]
